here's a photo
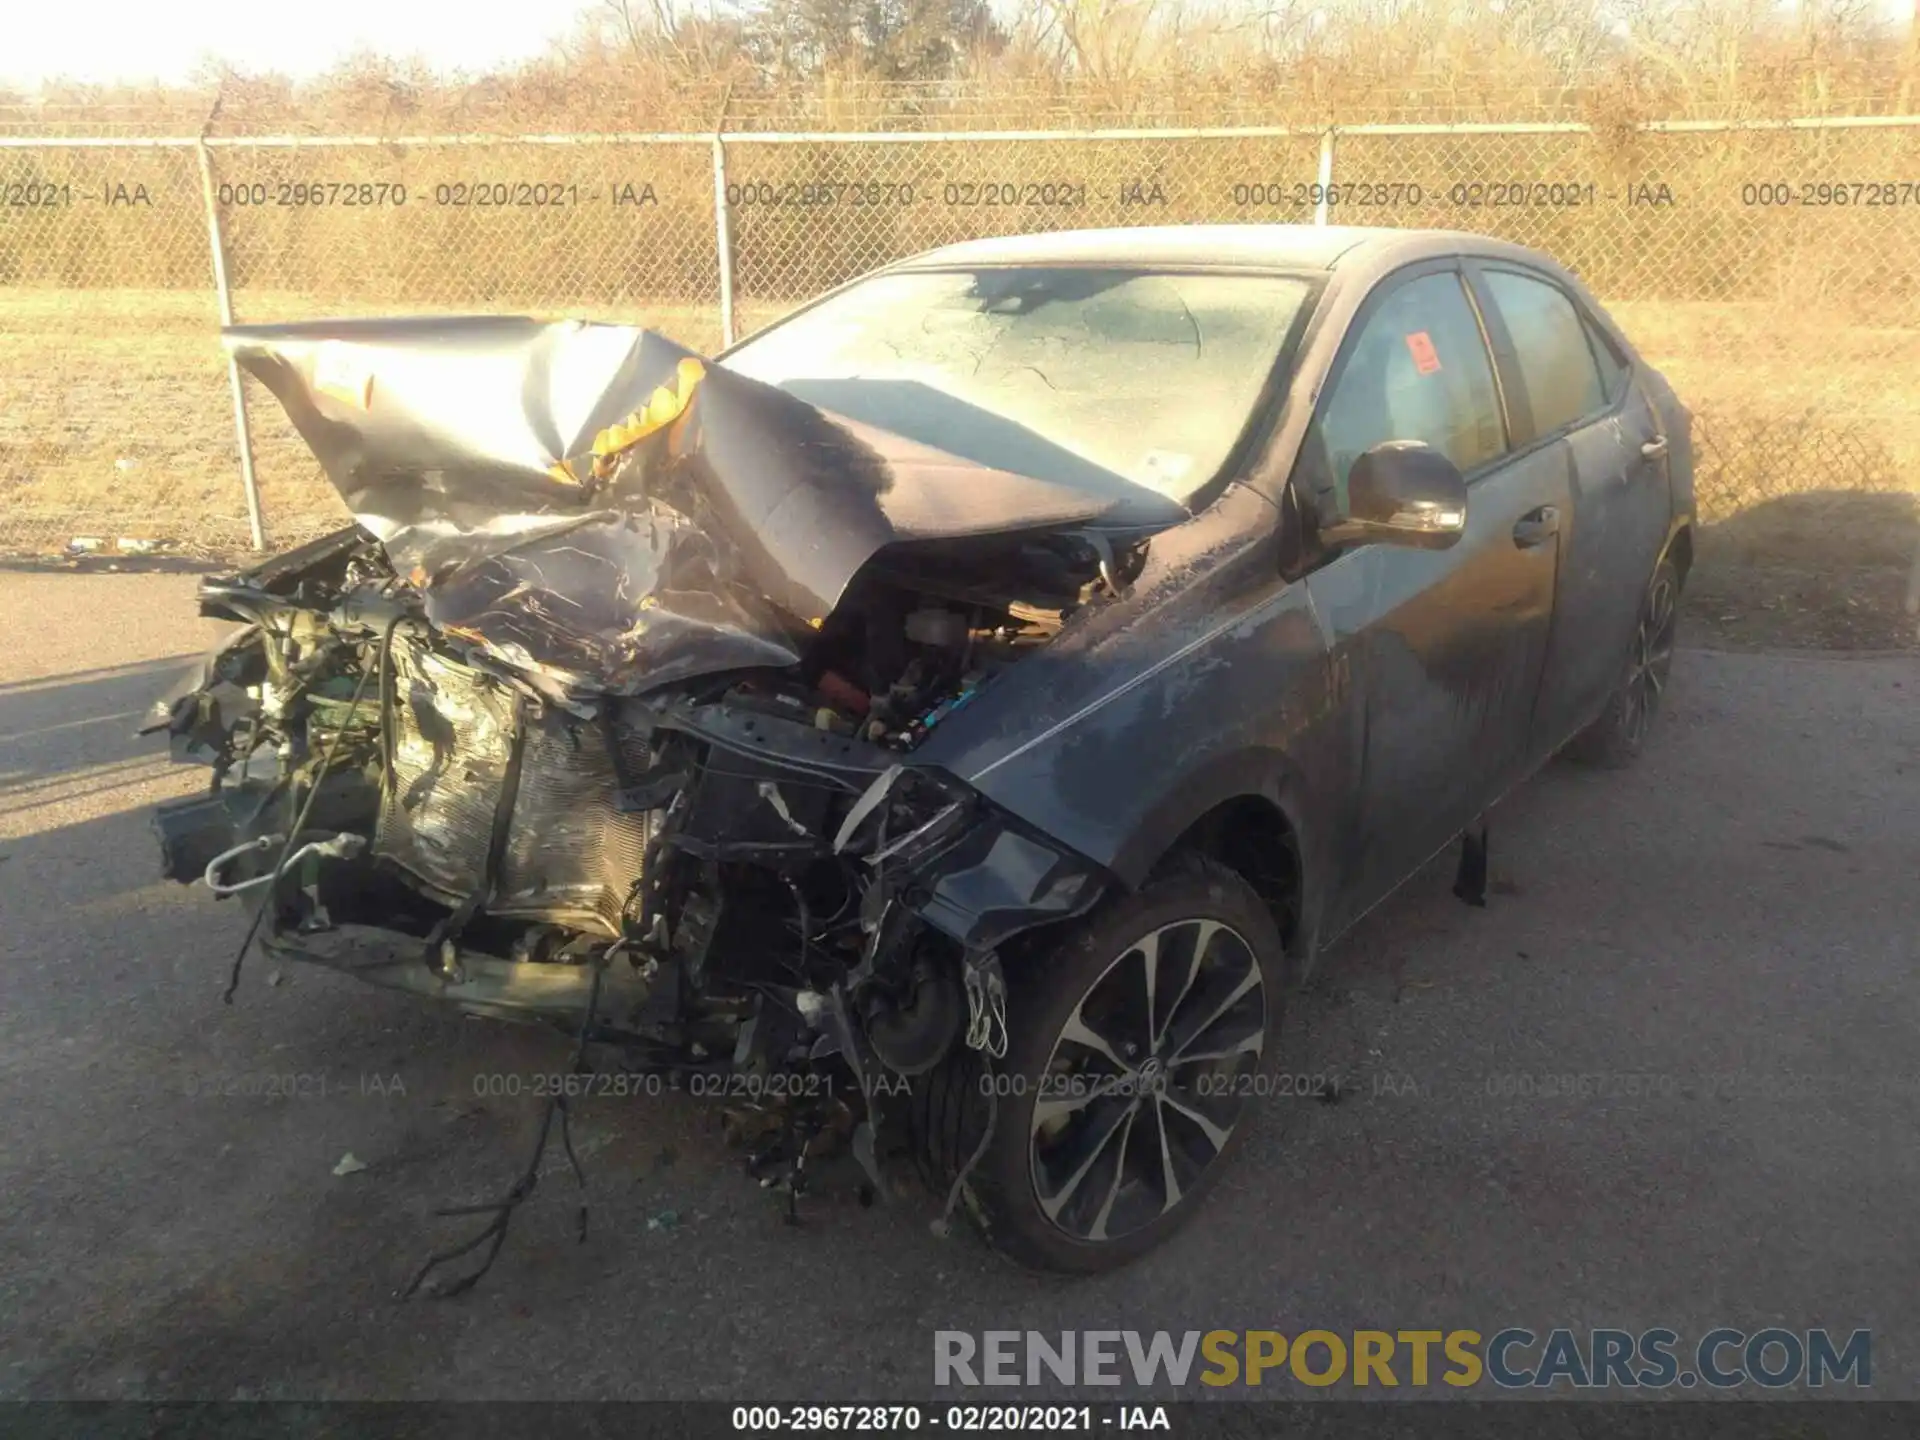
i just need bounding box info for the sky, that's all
[3,0,600,90]
[3,0,1914,92]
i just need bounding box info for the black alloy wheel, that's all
[931,854,1287,1273]
[1567,554,1682,768]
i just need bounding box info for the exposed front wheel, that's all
[1566,555,1681,768]
[926,855,1287,1273]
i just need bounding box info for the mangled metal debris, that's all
[148,316,1164,1291]
[227,317,1166,704]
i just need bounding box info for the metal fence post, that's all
[1314,128,1336,226]
[712,136,736,349]
[194,140,266,551]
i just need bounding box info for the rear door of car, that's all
[1464,261,1676,756]
[1296,260,1569,929]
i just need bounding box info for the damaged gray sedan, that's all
[149,225,1694,1275]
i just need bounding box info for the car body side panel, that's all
[1300,439,1565,932]
[916,232,1631,950]
[912,483,1349,932]
[1464,443,1572,786]
[1533,385,1676,749]
[1456,259,1683,756]
[1639,363,1698,529]
[1277,252,1568,929]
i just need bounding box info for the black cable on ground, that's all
[399,953,605,1301]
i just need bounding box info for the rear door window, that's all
[1583,314,1632,406]
[1317,269,1507,507]
[1482,268,1608,435]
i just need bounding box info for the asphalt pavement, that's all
[1,569,1916,1402]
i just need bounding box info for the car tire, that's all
[914,854,1287,1274]
[1565,555,1681,769]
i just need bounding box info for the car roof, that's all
[886,224,1527,275]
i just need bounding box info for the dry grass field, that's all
[0,289,793,554]
[1,291,246,548]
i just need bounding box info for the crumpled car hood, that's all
[226,316,1186,697]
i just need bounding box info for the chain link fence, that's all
[4,117,1919,560]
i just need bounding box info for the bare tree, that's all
[603,0,748,74]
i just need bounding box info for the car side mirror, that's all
[1321,441,1468,552]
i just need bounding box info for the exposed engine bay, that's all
[152,521,1124,1043]
[147,318,1174,1282]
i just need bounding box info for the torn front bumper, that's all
[153,666,1115,1043]
[146,581,1117,1058]
[835,762,1111,956]
[257,923,652,1028]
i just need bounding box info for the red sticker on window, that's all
[1405,331,1441,374]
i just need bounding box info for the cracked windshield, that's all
[723,268,1315,505]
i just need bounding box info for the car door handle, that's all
[1512,506,1560,548]
[1641,435,1669,460]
